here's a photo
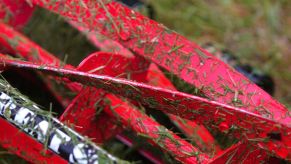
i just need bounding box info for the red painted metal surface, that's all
[0,21,70,68]
[82,52,221,154]
[0,18,220,159]
[0,19,219,163]
[31,0,290,125]
[0,15,220,162]
[62,53,211,163]
[0,0,34,30]
[60,87,122,144]
[210,142,268,163]
[67,11,221,154]
[0,21,213,163]
[61,86,202,163]
[3,28,208,162]
[28,0,290,160]
[1,57,290,160]
[0,0,290,163]
[0,57,211,164]
[0,117,67,163]
[75,52,217,161]
[0,82,123,163]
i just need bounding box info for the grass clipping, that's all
[0,77,128,164]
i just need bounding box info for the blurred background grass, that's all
[1,0,290,163]
[151,0,291,108]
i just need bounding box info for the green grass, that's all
[152,0,291,108]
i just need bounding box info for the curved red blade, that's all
[0,57,290,160]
